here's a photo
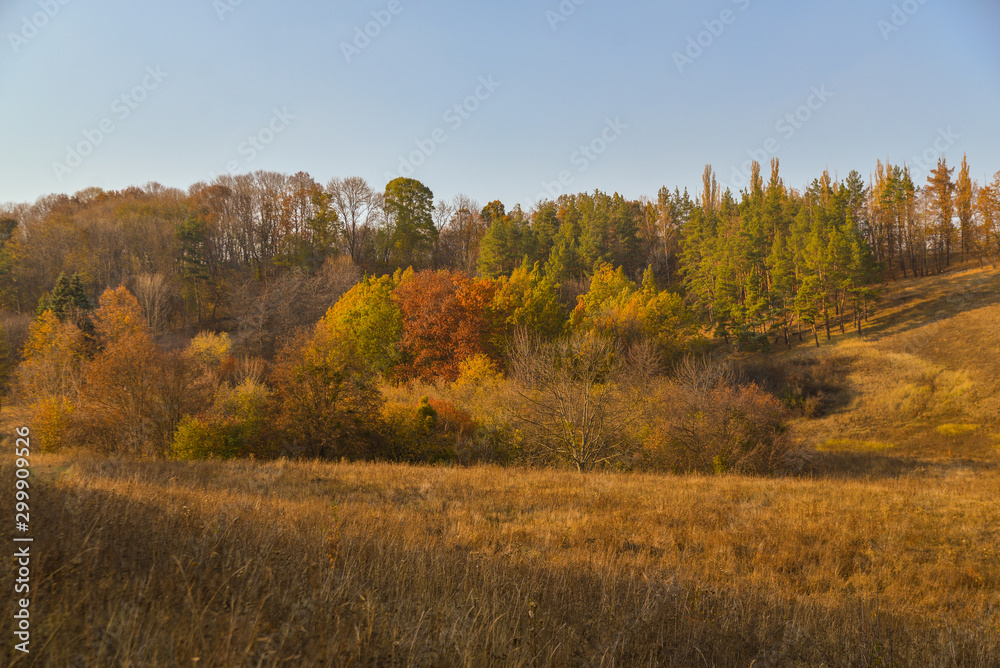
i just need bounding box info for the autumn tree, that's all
[327,176,382,267]
[925,158,956,270]
[978,171,1000,267]
[322,270,407,377]
[505,330,651,472]
[392,269,498,381]
[571,263,694,363]
[270,322,383,460]
[954,154,975,261]
[491,261,566,341]
[15,310,87,450]
[438,195,487,273]
[84,286,167,454]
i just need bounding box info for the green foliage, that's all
[38,273,91,329]
[171,379,272,460]
[570,263,696,362]
[323,274,404,377]
[682,161,881,346]
[384,177,436,268]
[491,262,566,341]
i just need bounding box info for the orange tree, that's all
[392,269,499,382]
[85,286,168,454]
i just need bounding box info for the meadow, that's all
[3,265,1000,667]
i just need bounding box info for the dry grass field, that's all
[3,264,1000,667]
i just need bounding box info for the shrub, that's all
[378,401,455,464]
[505,330,649,472]
[453,354,502,389]
[270,326,382,460]
[644,357,796,475]
[171,379,272,460]
[741,354,848,418]
[30,395,77,452]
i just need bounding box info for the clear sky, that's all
[1,0,997,209]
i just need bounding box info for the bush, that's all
[187,331,233,375]
[740,354,848,418]
[30,395,77,453]
[378,401,456,464]
[643,357,796,475]
[171,379,272,460]
[505,331,649,472]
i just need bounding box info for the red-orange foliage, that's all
[427,398,476,438]
[392,270,498,381]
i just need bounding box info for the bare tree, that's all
[431,197,456,268]
[327,176,382,265]
[132,272,173,336]
[439,195,486,273]
[505,330,651,472]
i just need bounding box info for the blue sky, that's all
[1,0,997,209]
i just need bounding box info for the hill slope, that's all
[774,263,1000,466]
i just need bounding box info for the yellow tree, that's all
[925,158,955,271]
[15,310,87,450]
[978,171,1000,268]
[86,285,164,454]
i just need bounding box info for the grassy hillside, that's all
[3,265,1000,666]
[781,263,1000,467]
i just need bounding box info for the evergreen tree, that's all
[955,154,975,261]
[925,158,956,271]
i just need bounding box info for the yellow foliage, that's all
[817,439,894,452]
[453,354,502,389]
[935,423,979,437]
[94,285,152,345]
[187,331,234,371]
[30,395,76,452]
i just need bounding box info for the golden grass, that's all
[4,265,1000,665]
[782,265,1000,462]
[936,423,980,437]
[3,451,1000,666]
[817,439,894,452]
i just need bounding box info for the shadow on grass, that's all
[863,268,1000,342]
[807,450,998,480]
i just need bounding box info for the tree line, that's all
[1,156,998,468]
